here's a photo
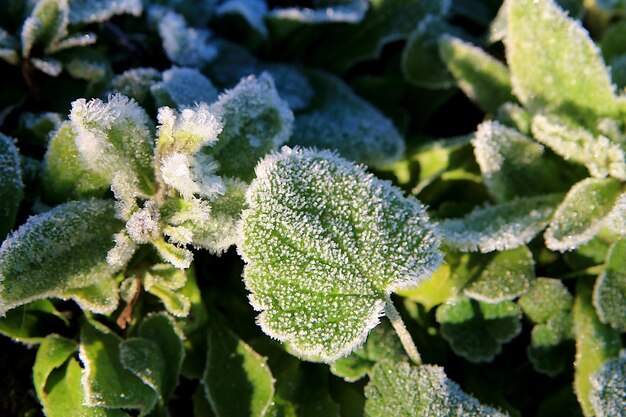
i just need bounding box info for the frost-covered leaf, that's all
[574,280,622,417]
[0,200,122,315]
[202,311,274,417]
[16,111,62,146]
[364,361,508,416]
[110,68,161,108]
[436,297,522,363]
[0,300,68,344]
[439,35,514,113]
[545,177,623,251]
[528,310,574,376]
[290,70,404,169]
[506,0,618,124]
[401,15,460,88]
[143,264,191,316]
[151,67,219,109]
[398,262,460,312]
[593,240,626,332]
[21,0,69,57]
[496,102,531,134]
[33,334,77,400]
[155,9,217,68]
[262,64,315,112]
[0,133,23,237]
[330,319,407,382]
[208,73,293,182]
[606,193,626,236]
[59,276,120,314]
[463,246,534,303]
[45,32,97,54]
[269,0,368,23]
[63,50,111,81]
[79,318,158,412]
[70,94,155,196]
[157,104,222,157]
[440,194,561,253]
[30,57,63,76]
[69,0,142,24]
[190,178,247,254]
[518,278,573,324]
[41,122,110,203]
[216,0,268,36]
[473,121,569,202]
[119,338,165,408]
[531,114,626,180]
[0,27,19,65]
[239,147,442,362]
[590,351,626,417]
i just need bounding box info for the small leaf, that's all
[506,0,618,124]
[151,67,219,109]
[79,318,158,412]
[21,0,69,57]
[70,94,155,196]
[0,133,23,237]
[239,147,441,362]
[573,279,622,417]
[528,310,574,376]
[202,311,274,417]
[216,0,268,36]
[531,114,626,180]
[41,122,110,203]
[463,246,534,303]
[0,27,19,65]
[33,334,77,399]
[110,68,161,108]
[590,351,626,417]
[364,361,508,416]
[16,111,62,146]
[545,177,623,251]
[518,277,573,324]
[69,0,142,24]
[593,240,626,331]
[440,194,561,253]
[439,35,515,113]
[0,200,122,315]
[262,64,315,112]
[119,338,165,404]
[0,300,68,344]
[59,276,120,314]
[472,121,567,202]
[157,104,222,157]
[268,0,368,23]
[496,102,531,134]
[208,72,293,182]
[151,237,193,271]
[290,70,404,168]
[436,297,522,363]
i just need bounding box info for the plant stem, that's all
[384,295,422,365]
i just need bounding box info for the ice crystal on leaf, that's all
[151,67,219,109]
[239,147,441,362]
[68,0,142,24]
[0,133,23,238]
[157,104,222,156]
[593,240,626,332]
[590,350,626,417]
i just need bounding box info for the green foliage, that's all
[0,133,23,237]
[593,240,626,331]
[590,351,626,417]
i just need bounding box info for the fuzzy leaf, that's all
[208,73,293,182]
[590,351,626,417]
[157,104,222,157]
[439,35,514,113]
[79,318,158,412]
[473,121,569,202]
[436,297,522,363]
[59,276,120,314]
[0,200,122,315]
[364,361,508,416]
[69,0,142,24]
[531,114,626,180]
[202,312,274,417]
[506,0,618,123]
[151,67,219,109]
[574,280,622,417]
[269,0,368,23]
[41,122,110,203]
[463,246,534,303]
[0,133,23,237]
[593,240,626,331]
[21,0,69,57]
[528,310,574,376]
[70,94,155,196]
[0,300,68,344]
[518,278,573,324]
[440,194,561,253]
[240,147,442,362]
[290,70,404,169]
[545,177,623,251]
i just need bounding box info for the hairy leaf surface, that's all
[0,132,23,237]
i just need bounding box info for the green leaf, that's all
[573,279,622,417]
[601,21,626,63]
[59,276,120,314]
[472,121,567,202]
[70,94,155,196]
[16,111,62,146]
[518,277,573,324]
[0,200,122,315]
[145,278,191,317]
[79,318,158,412]
[330,319,407,382]
[240,147,441,362]
[290,69,404,168]
[0,27,19,65]
[20,0,69,57]
[202,311,274,417]
[33,334,77,399]
[590,351,626,417]
[463,246,534,303]
[593,240,626,331]
[151,67,219,109]
[531,114,626,180]
[119,338,165,404]
[0,300,68,344]
[110,68,161,109]
[156,103,222,157]
[496,102,531,134]
[206,72,292,182]
[528,310,574,376]
[544,177,623,251]
[436,297,522,363]
[439,35,515,113]
[506,0,618,124]
[364,361,508,416]
[68,0,142,24]
[440,194,561,253]
[0,133,23,238]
